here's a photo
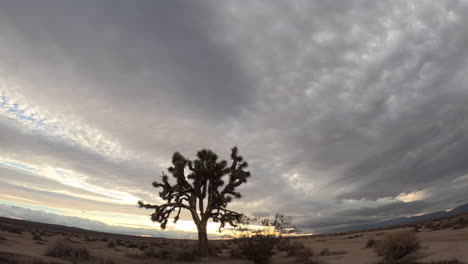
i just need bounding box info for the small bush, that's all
[95,256,116,264]
[230,245,243,259]
[126,242,139,248]
[287,241,305,256]
[365,238,377,248]
[235,234,277,264]
[138,243,148,250]
[32,232,43,241]
[172,248,198,262]
[440,221,453,229]
[1,224,23,234]
[277,238,291,251]
[208,241,223,256]
[319,248,329,256]
[430,260,465,264]
[45,238,90,263]
[375,231,420,262]
[107,239,116,248]
[295,247,314,263]
[220,242,229,249]
[143,246,171,259]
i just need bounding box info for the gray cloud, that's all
[0,0,468,235]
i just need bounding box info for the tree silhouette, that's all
[138,146,250,256]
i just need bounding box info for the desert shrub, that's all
[143,246,171,259]
[126,241,139,248]
[45,238,90,263]
[172,248,198,262]
[140,246,197,262]
[107,239,116,248]
[304,260,322,264]
[295,247,314,263]
[287,241,305,256]
[0,252,52,264]
[208,241,223,256]
[95,256,116,264]
[276,238,291,251]
[450,217,467,229]
[440,221,452,229]
[220,242,229,249]
[230,245,243,259]
[365,238,378,248]
[0,236,6,241]
[424,221,436,229]
[430,259,465,264]
[375,231,420,262]
[142,246,159,258]
[138,243,148,250]
[85,236,98,242]
[32,232,43,241]
[319,248,330,256]
[1,224,23,234]
[235,234,277,264]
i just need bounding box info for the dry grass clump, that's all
[429,260,465,264]
[319,248,330,256]
[107,239,116,248]
[317,248,346,256]
[207,241,223,256]
[235,234,277,264]
[375,231,420,262]
[32,231,44,241]
[365,238,378,248]
[276,238,290,251]
[0,252,52,264]
[295,247,314,263]
[139,246,197,262]
[95,256,116,264]
[230,245,243,259]
[286,241,305,256]
[0,224,23,234]
[172,248,198,262]
[45,238,90,263]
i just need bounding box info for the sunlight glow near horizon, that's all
[0,198,258,237]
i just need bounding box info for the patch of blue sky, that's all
[0,95,132,162]
[2,161,38,172]
[0,95,48,130]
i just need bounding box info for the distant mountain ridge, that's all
[331,202,468,233]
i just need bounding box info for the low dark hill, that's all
[327,202,468,234]
[0,216,167,242]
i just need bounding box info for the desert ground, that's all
[0,214,467,264]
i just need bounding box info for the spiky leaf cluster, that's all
[139,147,250,231]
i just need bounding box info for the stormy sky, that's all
[1,0,468,237]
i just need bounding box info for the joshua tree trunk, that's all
[197,220,209,257]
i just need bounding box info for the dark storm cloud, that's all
[0,0,254,119]
[1,0,468,236]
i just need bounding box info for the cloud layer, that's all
[1,0,468,235]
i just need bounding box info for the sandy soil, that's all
[0,221,467,264]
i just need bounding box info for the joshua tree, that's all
[138,147,250,256]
